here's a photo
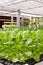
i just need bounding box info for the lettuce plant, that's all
[0,28,43,62]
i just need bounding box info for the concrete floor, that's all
[0,63,3,65]
[35,61,43,65]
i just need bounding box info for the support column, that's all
[11,15,13,24]
[17,10,20,27]
[21,16,24,26]
[21,16,24,22]
[29,17,31,24]
[34,17,35,23]
[29,17,31,28]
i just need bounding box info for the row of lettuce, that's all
[0,28,43,62]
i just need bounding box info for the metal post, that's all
[21,16,24,26]
[22,16,24,22]
[11,15,13,24]
[17,9,20,27]
[30,17,31,24]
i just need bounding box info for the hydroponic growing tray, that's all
[0,54,43,65]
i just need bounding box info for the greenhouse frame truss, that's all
[0,0,43,16]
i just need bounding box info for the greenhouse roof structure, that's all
[0,0,43,17]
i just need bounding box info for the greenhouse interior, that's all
[0,0,43,65]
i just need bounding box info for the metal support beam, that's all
[17,9,20,27]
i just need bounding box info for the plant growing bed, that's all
[0,28,43,65]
